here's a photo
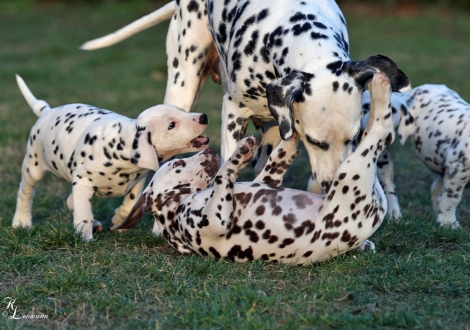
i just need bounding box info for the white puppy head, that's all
[130,104,210,170]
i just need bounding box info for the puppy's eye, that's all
[168,122,176,130]
[173,162,181,168]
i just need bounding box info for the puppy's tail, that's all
[16,75,51,117]
[80,1,175,50]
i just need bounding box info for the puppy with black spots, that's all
[115,73,395,264]
[365,83,470,228]
[12,75,209,240]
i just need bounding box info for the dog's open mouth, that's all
[187,135,209,149]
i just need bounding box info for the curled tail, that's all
[16,75,51,117]
[80,1,175,50]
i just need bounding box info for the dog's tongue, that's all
[188,136,209,149]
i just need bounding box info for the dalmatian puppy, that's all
[11,75,209,240]
[389,84,470,228]
[114,73,395,264]
[81,0,410,193]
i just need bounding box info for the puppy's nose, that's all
[199,114,208,125]
[321,180,332,192]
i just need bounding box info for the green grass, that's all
[0,1,469,328]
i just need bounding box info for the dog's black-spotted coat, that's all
[118,74,395,263]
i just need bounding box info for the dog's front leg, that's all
[220,94,249,161]
[435,169,465,228]
[203,137,256,235]
[376,149,401,218]
[111,176,147,228]
[254,133,299,187]
[71,182,96,241]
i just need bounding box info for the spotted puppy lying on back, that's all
[114,73,394,263]
[12,75,209,240]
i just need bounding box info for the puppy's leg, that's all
[12,152,46,228]
[164,0,213,111]
[71,181,96,241]
[204,137,256,235]
[112,177,146,227]
[321,73,393,251]
[66,192,103,233]
[431,174,444,212]
[220,94,248,161]
[252,121,281,176]
[435,170,465,228]
[254,133,299,187]
[376,150,401,218]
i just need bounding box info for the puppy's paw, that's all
[231,136,257,164]
[358,239,376,252]
[92,220,104,233]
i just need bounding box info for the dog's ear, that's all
[111,193,150,230]
[342,54,411,93]
[266,71,310,140]
[397,104,415,145]
[130,123,160,171]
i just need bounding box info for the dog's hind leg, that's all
[164,0,214,111]
[376,149,401,218]
[254,133,299,187]
[319,73,393,252]
[112,177,147,228]
[203,137,256,236]
[12,147,47,228]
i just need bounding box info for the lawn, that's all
[0,0,469,329]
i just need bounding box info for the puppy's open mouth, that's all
[187,135,209,149]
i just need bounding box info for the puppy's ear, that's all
[130,123,160,171]
[342,54,411,93]
[266,71,310,140]
[397,104,415,145]
[111,193,150,230]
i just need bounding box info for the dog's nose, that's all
[321,180,332,192]
[199,114,208,125]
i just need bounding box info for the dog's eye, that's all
[168,122,176,130]
[173,162,181,168]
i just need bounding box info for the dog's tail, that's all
[80,1,175,50]
[16,75,51,117]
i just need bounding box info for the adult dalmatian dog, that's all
[82,0,410,192]
[12,75,209,240]
[366,83,470,228]
[114,73,396,263]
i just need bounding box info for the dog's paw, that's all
[92,220,104,233]
[358,239,376,252]
[231,136,257,164]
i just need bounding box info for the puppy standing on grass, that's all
[115,73,394,264]
[392,84,470,228]
[12,75,210,240]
